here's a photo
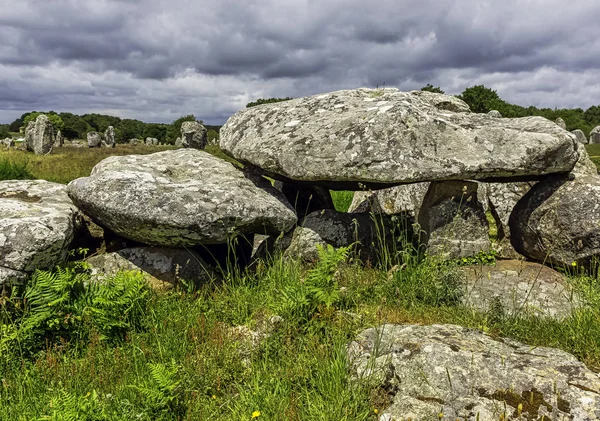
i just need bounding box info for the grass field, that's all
[0,143,599,419]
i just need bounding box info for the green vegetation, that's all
[0,236,599,419]
[330,190,354,212]
[420,84,445,94]
[246,97,293,108]
[0,158,34,181]
[22,112,65,133]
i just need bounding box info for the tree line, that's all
[0,113,221,145]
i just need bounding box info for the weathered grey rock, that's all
[572,129,588,144]
[0,180,79,286]
[555,116,567,129]
[348,324,600,421]
[103,126,115,148]
[487,109,502,118]
[285,209,408,263]
[220,88,579,189]
[417,181,490,258]
[349,183,430,216]
[2,138,14,148]
[54,130,63,147]
[67,149,297,247]
[181,121,207,149]
[129,138,140,145]
[590,126,600,144]
[145,137,159,146]
[460,260,581,319]
[86,247,216,287]
[87,131,101,148]
[25,115,54,155]
[486,181,535,259]
[174,137,183,147]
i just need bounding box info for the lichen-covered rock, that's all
[510,145,600,267]
[175,137,183,147]
[181,121,207,149]
[0,180,79,286]
[54,130,63,147]
[86,247,216,287]
[285,209,408,263]
[25,115,54,155]
[67,149,297,247]
[348,183,430,216]
[348,324,600,421]
[460,260,581,319]
[2,138,15,148]
[220,88,578,189]
[145,137,159,146]
[487,109,502,118]
[87,131,101,148]
[417,181,490,259]
[129,138,140,145]
[555,117,567,129]
[572,129,588,144]
[103,126,115,148]
[590,126,600,144]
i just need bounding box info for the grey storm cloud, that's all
[1,0,600,124]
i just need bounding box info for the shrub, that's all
[0,158,34,180]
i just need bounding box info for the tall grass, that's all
[0,158,34,180]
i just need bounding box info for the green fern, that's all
[128,360,183,416]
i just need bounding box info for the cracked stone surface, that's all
[348,324,600,421]
[67,149,297,247]
[0,180,79,286]
[220,88,578,189]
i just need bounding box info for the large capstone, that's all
[348,324,600,421]
[87,131,101,148]
[0,180,79,286]
[25,114,54,155]
[220,88,579,189]
[181,121,207,149]
[67,149,297,247]
[103,126,115,148]
[417,180,490,259]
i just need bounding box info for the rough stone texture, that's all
[220,88,579,189]
[129,138,140,145]
[181,121,207,149]
[273,180,334,216]
[67,149,297,247]
[285,209,408,263]
[555,117,567,129]
[86,247,216,287]
[54,130,63,147]
[2,138,15,148]
[25,115,54,155]
[460,260,581,319]
[417,181,490,259]
[572,129,588,144]
[0,180,79,286]
[348,324,600,421]
[487,109,502,118]
[175,137,183,147]
[349,183,430,216]
[486,181,536,259]
[87,131,101,148]
[103,126,115,148]
[590,126,600,144]
[145,137,159,146]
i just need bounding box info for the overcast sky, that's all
[1,0,599,125]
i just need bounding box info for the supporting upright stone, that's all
[25,115,54,155]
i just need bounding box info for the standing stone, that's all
[175,137,183,147]
[417,180,490,258]
[87,132,101,148]
[181,121,208,149]
[103,126,115,148]
[25,115,54,155]
[2,138,14,148]
[129,138,140,145]
[487,109,502,118]
[67,149,297,247]
[555,117,567,129]
[54,130,63,147]
[572,129,588,144]
[220,88,579,189]
[145,137,159,146]
[590,126,600,144]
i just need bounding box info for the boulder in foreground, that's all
[221,88,579,189]
[67,149,297,247]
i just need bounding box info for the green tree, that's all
[207,129,219,143]
[142,123,168,143]
[59,112,92,139]
[0,124,10,138]
[420,84,445,94]
[81,113,121,133]
[22,112,65,133]
[457,85,505,113]
[584,105,600,127]
[246,97,293,108]
[114,119,144,143]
